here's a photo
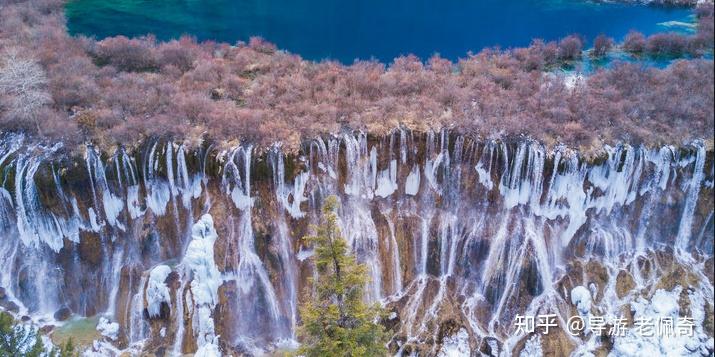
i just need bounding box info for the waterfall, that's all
[269,148,302,339]
[0,130,711,356]
[222,146,282,349]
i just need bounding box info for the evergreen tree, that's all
[0,312,45,357]
[297,195,388,357]
[0,313,77,357]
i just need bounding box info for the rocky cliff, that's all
[0,129,712,356]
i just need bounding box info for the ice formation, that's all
[145,265,171,318]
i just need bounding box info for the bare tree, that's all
[0,48,51,134]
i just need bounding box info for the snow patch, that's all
[520,334,543,357]
[96,317,119,340]
[571,286,592,316]
[609,287,712,357]
[437,328,470,356]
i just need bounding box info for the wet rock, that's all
[615,270,635,299]
[584,260,608,303]
[655,264,699,291]
[387,334,406,355]
[21,315,30,322]
[0,300,19,313]
[478,336,501,356]
[557,261,583,296]
[78,231,103,266]
[0,287,6,300]
[39,325,55,334]
[705,257,714,286]
[540,325,576,356]
[704,303,714,338]
[635,255,652,278]
[436,319,460,345]
[382,306,401,332]
[54,306,72,321]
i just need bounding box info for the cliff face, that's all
[0,130,713,356]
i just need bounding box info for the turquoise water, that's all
[65,0,694,63]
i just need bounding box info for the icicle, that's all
[144,142,171,216]
[405,165,421,196]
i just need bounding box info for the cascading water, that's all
[0,129,712,356]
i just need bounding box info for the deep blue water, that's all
[65,0,694,63]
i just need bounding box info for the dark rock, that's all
[39,325,55,334]
[54,306,72,321]
[479,336,501,356]
[21,315,30,322]
[143,301,171,321]
[382,306,401,332]
[0,300,19,313]
[704,257,714,286]
[437,319,460,345]
[0,287,6,300]
[78,231,103,266]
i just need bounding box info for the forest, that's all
[0,0,713,153]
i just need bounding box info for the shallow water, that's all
[65,0,693,63]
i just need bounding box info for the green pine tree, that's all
[0,312,76,357]
[0,312,45,357]
[297,195,388,357]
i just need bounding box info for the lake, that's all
[65,0,694,63]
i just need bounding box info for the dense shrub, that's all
[623,31,647,54]
[646,32,688,57]
[0,0,712,152]
[592,34,614,57]
[558,35,583,61]
[94,36,158,72]
[157,37,198,72]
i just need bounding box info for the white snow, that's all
[563,73,584,90]
[520,334,543,357]
[183,214,222,352]
[96,317,119,340]
[437,328,471,357]
[571,286,592,316]
[296,248,315,262]
[194,342,221,357]
[609,287,713,357]
[145,265,172,318]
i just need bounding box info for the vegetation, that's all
[0,312,77,357]
[0,312,44,357]
[297,196,388,357]
[0,0,713,152]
